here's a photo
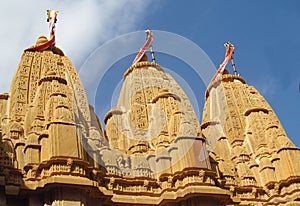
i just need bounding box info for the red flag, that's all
[132,30,153,65]
[205,42,234,99]
[26,10,58,52]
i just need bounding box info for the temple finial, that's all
[224,42,238,75]
[231,56,238,75]
[147,30,156,63]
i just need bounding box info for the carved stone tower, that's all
[0,36,104,205]
[202,71,300,204]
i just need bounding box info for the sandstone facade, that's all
[0,35,300,206]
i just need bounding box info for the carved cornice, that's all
[38,75,67,86]
[0,93,9,100]
[104,108,123,124]
[123,62,164,79]
[206,74,246,95]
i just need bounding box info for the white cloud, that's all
[256,75,278,98]
[0,0,151,93]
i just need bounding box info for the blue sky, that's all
[0,1,299,146]
[146,1,300,146]
[94,1,300,146]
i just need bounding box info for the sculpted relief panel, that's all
[106,66,200,155]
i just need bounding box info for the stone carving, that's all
[0,31,299,206]
[203,73,300,204]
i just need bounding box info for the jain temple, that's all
[0,11,300,206]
